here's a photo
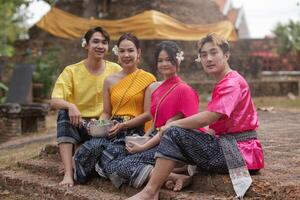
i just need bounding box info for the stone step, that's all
[18,157,60,177]
[17,158,227,199]
[22,144,300,200]
[0,169,124,200]
[16,144,274,199]
[0,168,230,200]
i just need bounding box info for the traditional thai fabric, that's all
[155,128,259,197]
[74,70,154,184]
[112,131,158,188]
[56,109,91,144]
[74,116,144,184]
[151,76,199,128]
[112,77,202,188]
[110,69,156,117]
[52,60,121,118]
[206,70,264,170]
[155,127,228,173]
[219,131,258,198]
[155,71,264,198]
[96,126,149,188]
[206,71,258,134]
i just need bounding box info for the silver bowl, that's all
[88,120,113,137]
[125,135,151,145]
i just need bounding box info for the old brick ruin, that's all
[0,103,49,142]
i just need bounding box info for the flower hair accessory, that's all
[81,38,87,48]
[176,51,184,62]
[112,45,119,56]
[195,54,201,63]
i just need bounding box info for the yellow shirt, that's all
[110,69,156,117]
[51,60,121,117]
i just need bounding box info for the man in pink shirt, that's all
[127,33,264,200]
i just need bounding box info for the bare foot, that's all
[59,173,74,187]
[126,189,159,200]
[164,179,175,190]
[168,173,192,191]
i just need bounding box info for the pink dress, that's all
[151,76,206,132]
[206,71,264,170]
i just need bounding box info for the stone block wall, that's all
[0,117,22,142]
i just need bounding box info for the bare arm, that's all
[165,113,184,124]
[160,111,222,134]
[126,112,184,153]
[50,98,82,127]
[100,78,112,120]
[108,85,152,137]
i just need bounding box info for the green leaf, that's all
[273,20,300,55]
[0,82,8,91]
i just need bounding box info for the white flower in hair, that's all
[195,54,201,63]
[81,38,87,48]
[112,45,119,56]
[176,51,184,62]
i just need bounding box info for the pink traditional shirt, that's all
[151,76,205,132]
[206,71,264,169]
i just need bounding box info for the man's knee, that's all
[57,137,77,144]
[57,109,69,121]
[164,126,182,137]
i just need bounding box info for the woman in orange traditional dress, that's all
[73,33,156,185]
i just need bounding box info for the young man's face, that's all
[86,32,109,59]
[199,42,229,76]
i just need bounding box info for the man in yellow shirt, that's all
[50,27,121,187]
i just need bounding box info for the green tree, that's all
[0,0,31,57]
[31,48,60,98]
[273,20,300,56]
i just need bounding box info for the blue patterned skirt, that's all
[73,116,144,184]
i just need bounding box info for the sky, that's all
[26,0,300,39]
[232,0,300,38]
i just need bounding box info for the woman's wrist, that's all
[121,121,128,130]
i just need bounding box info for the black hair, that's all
[154,41,181,68]
[117,33,140,49]
[84,26,110,44]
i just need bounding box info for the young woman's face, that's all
[86,32,109,59]
[157,50,177,77]
[199,42,229,75]
[118,39,140,69]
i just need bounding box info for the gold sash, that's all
[111,69,155,117]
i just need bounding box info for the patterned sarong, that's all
[219,131,257,198]
[73,116,144,184]
[110,131,158,188]
[155,127,258,198]
[95,123,145,188]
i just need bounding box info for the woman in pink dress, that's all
[128,33,264,200]
[109,41,203,188]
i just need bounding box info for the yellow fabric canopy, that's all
[37,7,237,41]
